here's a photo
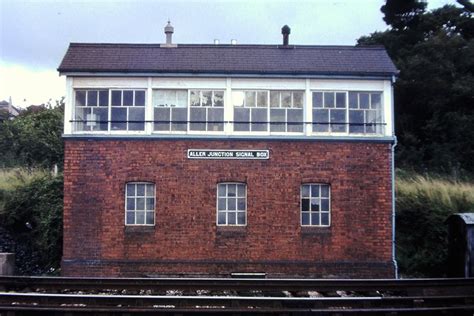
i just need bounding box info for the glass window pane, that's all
[136,184,145,196]
[98,90,108,107]
[270,109,285,132]
[123,91,134,105]
[146,184,154,197]
[146,198,154,210]
[360,93,370,109]
[321,213,329,225]
[111,107,127,130]
[320,185,329,198]
[214,91,224,107]
[324,92,334,108]
[94,108,108,131]
[293,92,304,108]
[313,109,329,133]
[190,90,200,106]
[311,199,320,212]
[136,198,145,210]
[371,93,381,109]
[218,184,226,197]
[349,110,364,134]
[218,212,226,225]
[127,198,135,210]
[237,212,246,225]
[227,184,236,197]
[146,212,154,225]
[234,108,250,132]
[302,213,310,225]
[129,108,145,131]
[237,198,246,211]
[311,185,320,197]
[237,184,245,197]
[232,91,245,107]
[336,92,346,108]
[218,198,226,210]
[190,108,206,131]
[366,110,377,134]
[349,92,358,109]
[126,212,135,225]
[136,211,145,224]
[330,109,346,133]
[75,91,86,106]
[302,198,310,212]
[302,185,310,197]
[287,109,303,133]
[228,212,236,225]
[154,108,171,131]
[111,91,121,106]
[228,198,236,211]
[126,183,135,196]
[135,91,145,106]
[202,91,212,107]
[321,199,329,212]
[176,90,188,107]
[311,213,320,226]
[270,91,280,107]
[281,91,291,108]
[257,91,268,107]
[245,91,256,107]
[87,91,98,106]
[208,108,224,131]
[171,108,187,131]
[312,92,323,108]
[251,108,267,132]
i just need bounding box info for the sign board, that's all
[187,149,269,160]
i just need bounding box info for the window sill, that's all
[216,225,247,237]
[124,225,155,234]
[301,226,331,236]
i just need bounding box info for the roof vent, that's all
[231,39,237,45]
[161,21,177,48]
[214,39,220,45]
[281,25,290,46]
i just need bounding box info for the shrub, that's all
[396,171,474,277]
[0,171,63,275]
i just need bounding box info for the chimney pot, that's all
[281,25,291,46]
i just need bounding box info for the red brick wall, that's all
[62,139,395,278]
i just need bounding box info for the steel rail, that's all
[1,276,473,295]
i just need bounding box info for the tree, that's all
[358,1,474,175]
[0,99,64,169]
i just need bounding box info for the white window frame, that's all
[152,89,188,134]
[109,89,147,134]
[311,90,349,135]
[300,183,331,227]
[216,182,247,226]
[348,91,385,135]
[269,90,305,134]
[125,182,156,226]
[232,90,270,135]
[188,89,226,134]
[73,89,110,133]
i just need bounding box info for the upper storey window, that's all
[233,91,268,132]
[153,90,187,132]
[270,91,304,133]
[111,90,145,131]
[74,90,109,131]
[312,92,347,133]
[189,90,224,132]
[348,92,383,134]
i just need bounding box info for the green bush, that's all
[0,172,63,274]
[396,171,474,277]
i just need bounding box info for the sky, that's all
[0,0,457,108]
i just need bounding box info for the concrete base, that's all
[0,253,15,275]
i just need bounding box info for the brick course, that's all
[62,139,395,278]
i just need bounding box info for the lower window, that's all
[217,183,246,226]
[125,182,155,225]
[301,184,330,226]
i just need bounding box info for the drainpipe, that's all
[391,74,398,279]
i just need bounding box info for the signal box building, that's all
[58,25,398,278]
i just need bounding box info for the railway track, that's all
[0,276,473,314]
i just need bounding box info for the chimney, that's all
[281,25,291,46]
[161,21,177,48]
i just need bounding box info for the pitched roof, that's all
[58,43,398,77]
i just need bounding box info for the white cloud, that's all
[0,63,65,108]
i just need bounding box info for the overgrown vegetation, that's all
[396,171,474,277]
[0,171,63,274]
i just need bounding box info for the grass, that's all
[0,168,49,191]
